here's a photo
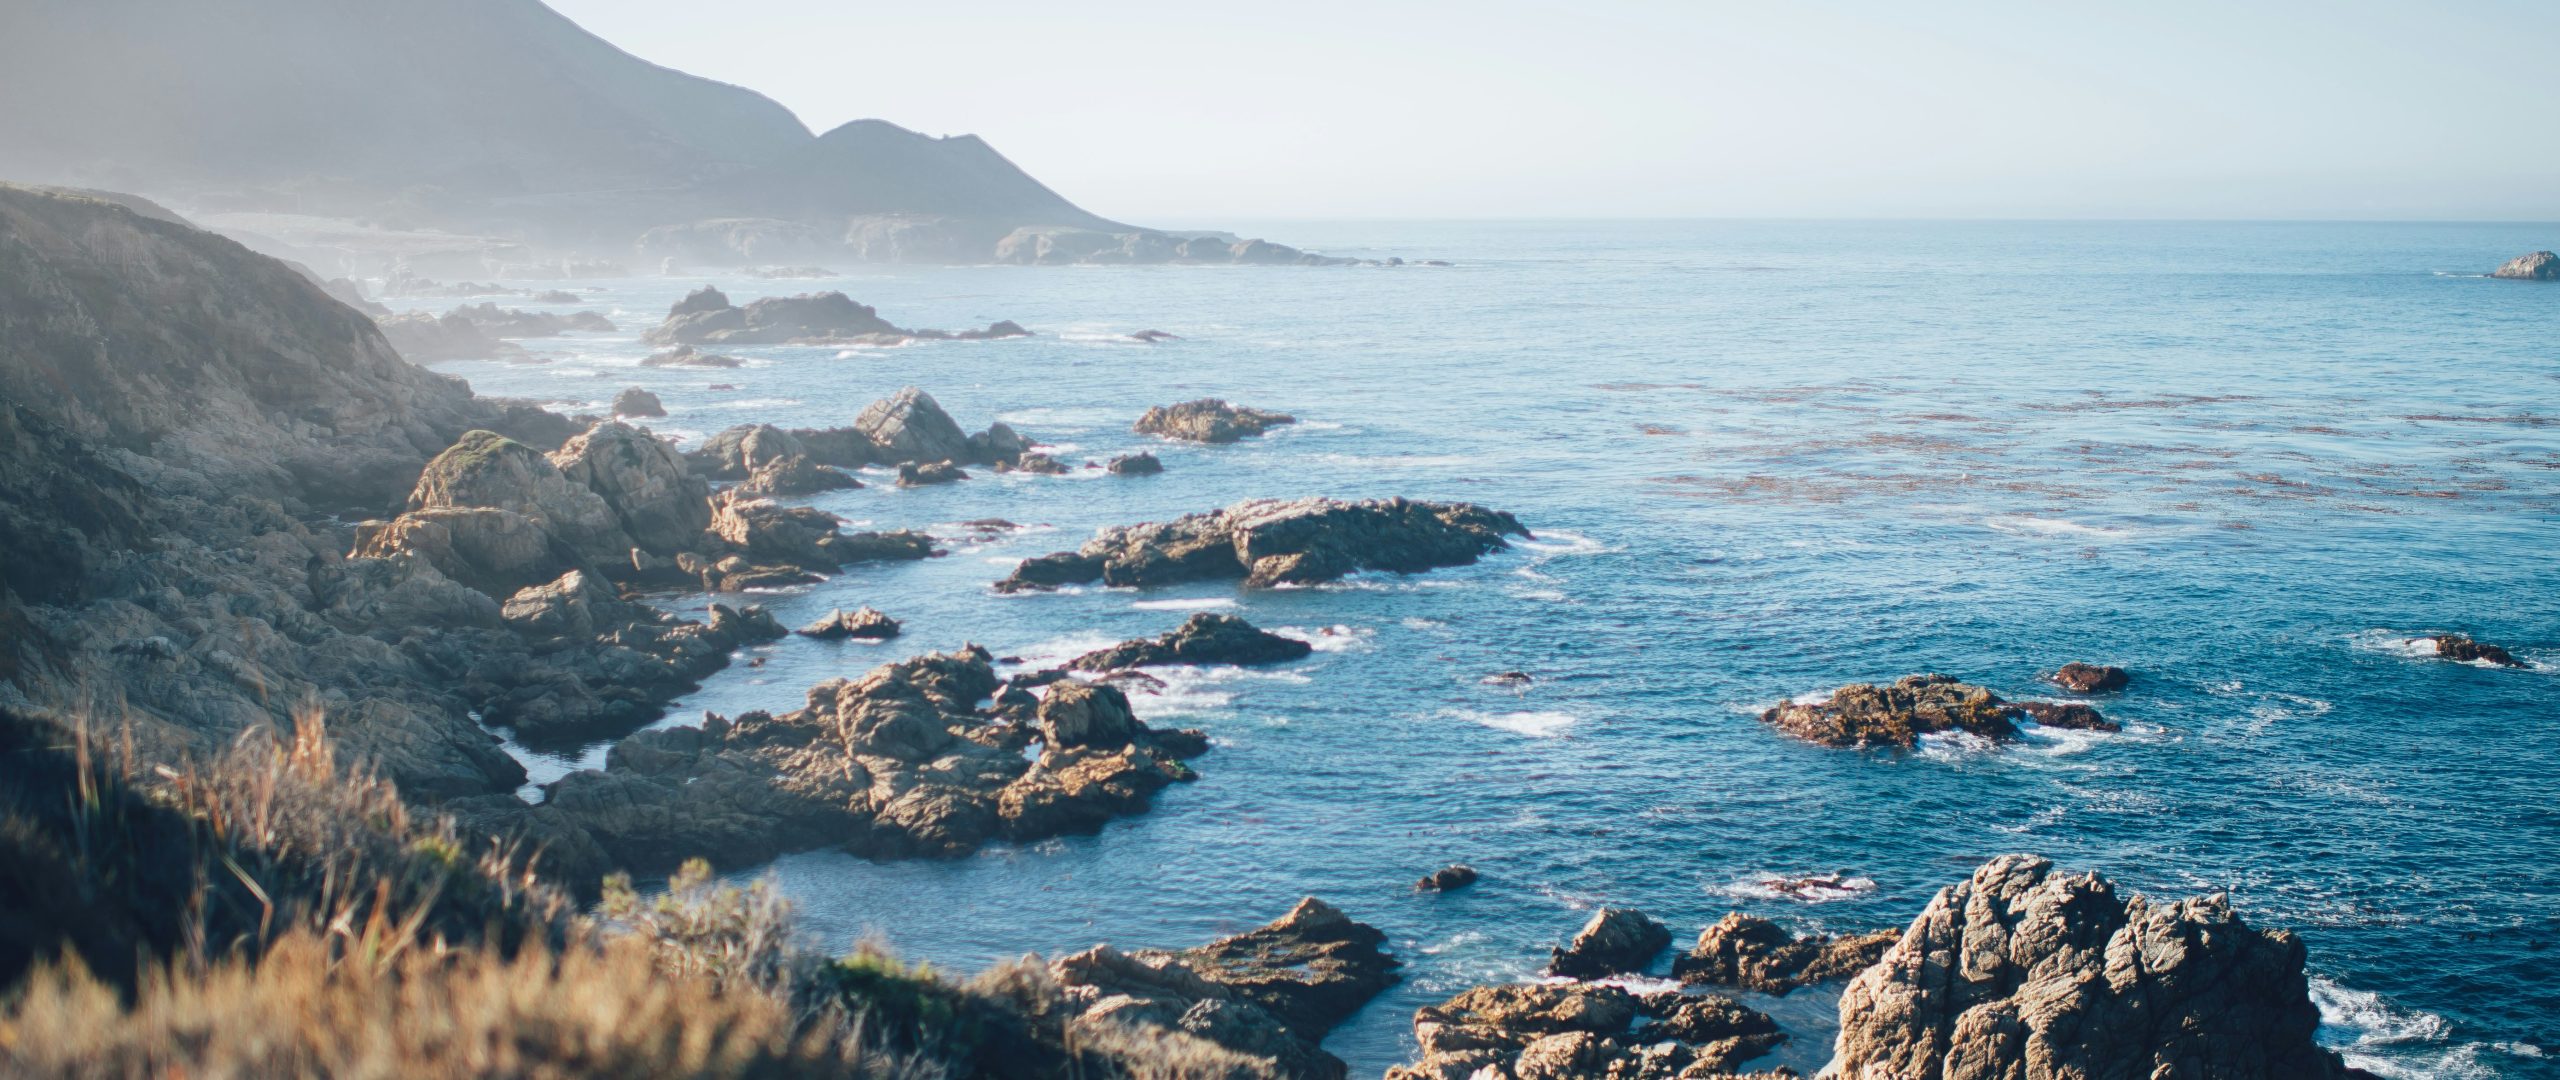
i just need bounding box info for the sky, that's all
[546,0,2560,222]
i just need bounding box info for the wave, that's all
[2310,976,2540,1079]
[1131,597,1238,611]
[1709,872,1879,904]
[1515,530,1614,558]
[1983,515,2132,539]
[1446,709,1579,737]
[1275,624,1373,652]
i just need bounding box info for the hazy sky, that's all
[548,0,2560,222]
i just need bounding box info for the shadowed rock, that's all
[2050,662,2129,693]
[1068,613,1314,671]
[736,455,860,496]
[855,386,974,463]
[1135,398,1298,443]
[2490,251,2559,280]
[610,387,665,418]
[1108,451,1164,475]
[797,607,899,640]
[997,497,1528,592]
[1548,907,1671,978]
[1384,982,1784,1080]
[643,289,1026,346]
[2431,633,2525,667]
[896,460,968,487]
[2018,700,2118,730]
[1671,912,1897,996]
[1416,865,1478,892]
[1831,854,2364,1080]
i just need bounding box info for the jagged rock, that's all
[1069,613,1313,671]
[2431,633,2525,667]
[1131,329,1179,342]
[1107,451,1164,475]
[639,344,742,368]
[687,423,809,479]
[538,647,1211,870]
[706,603,785,643]
[548,421,711,556]
[498,568,619,640]
[1135,398,1298,444]
[966,421,1032,466]
[2490,251,2559,280]
[1548,907,1672,978]
[856,386,974,463]
[405,429,632,567]
[2017,700,2118,731]
[1672,913,1898,996]
[1417,865,1478,892]
[708,490,842,570]
[997,497,1528,592]
[1037,680,1140,750]
[999,451,1069,475]
[1052,899,1400,1080]
[797,607,900,640]
[610,387,665,418]
[352,508,584,598]
[434,301,614,337]
[2049,662,2128,693]
[1830,854,2361,1080]
[1759,674,2024,748]
[1386,982,1784,1080]
[737,455,861,496]
[896,460,968,486]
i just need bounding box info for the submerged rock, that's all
[1135,398,1298,443]
[1107,451,1163,475]
[997,497,1528,592]
[2018,700,2118,731]
[1416,865,1478,892]
[2490,250,2559,280]
[2050,661,2129,693]
[1548,907,1672,978]
[999,451,1069,475]
[2431,633,2526,667]
[642,288,1026,346]
[1385,982,1784,1080]
[1759,673,2024,748]
[1068,613,1314,671]
[1671,912,1898,996]
[638,344,742,368]
[1831,854,2363,1080]
[797,607,900,641]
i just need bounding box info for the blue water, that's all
[427,221,2560,1079]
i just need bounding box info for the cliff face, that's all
[0,185,571,798]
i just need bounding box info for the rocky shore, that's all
[999,497,1529,592]
[644,285,1028,346]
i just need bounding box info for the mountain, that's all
[0,0,1162,265]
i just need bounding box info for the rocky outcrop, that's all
[798,607,899,640]
[548,421,712,557]
[896,460,968,487]
[638,345,742,369]
[435,301,614,337]
[998,451,1069,475]
[687,423,811,479]
[1760,674,2025,748]
[1386,983,1787,1080]
[1549,908,1673,978]
[377,309,529,362]
[2430,634,2525,667]
[610,387,665,418]
[400,429,636,570]
[642,287,1027,346]
[997,497,1528,592]
[1417,865,1478,892]
[2490,251,2559,280]
[2016,701,2117,731]
[537,648,1209,872]
[1108,451,1164,476]
[1828,854,2360,1080]
[2048,662,2128,693]
[856,386,975,463]
[1672,913,1898,996]
[704,490,934,577]
[1052,898,1400,1080]
[1135,399,1298,444]
[1068,613,1313,671]
[737,454,860,496]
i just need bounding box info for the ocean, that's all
[425,219,2559,1078]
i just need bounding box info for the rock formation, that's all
[2430,633,2525,667]
[1108,451,1164,475]
[538,649,1208,874]
[798,607,900,641]
[1386,983,1788,1080]
[1417,865,1479,892]
[1828,854,2363,1080]
[1672,913,1898,996]
[856,386,977,462]
[1068,614,1315,671]
[639,345,743,368]
[998,497,1529,592]
[1549,907,1673,978]
[2048,662,2128,693]
[2016,701,2117,731]
[896,460,968,487]
[377,309,529,362]
[642,287,1027,346]
[1135,399,1299,443]
[1052,898,1401,1080]
[736,455,861,496]
[2490,251,2559,280]
[610,387,665,418]
[1760,674,2028,748]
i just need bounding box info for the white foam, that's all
[2308,976,2522,1079]
[1710,872,1878,904]
[1984,515,2130,539]
[1277,624,1373,652]
[1131,597,1238,611]
[2349,629,2441,659]
[1447,709,1579,737]
[1516,530,1613,557]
